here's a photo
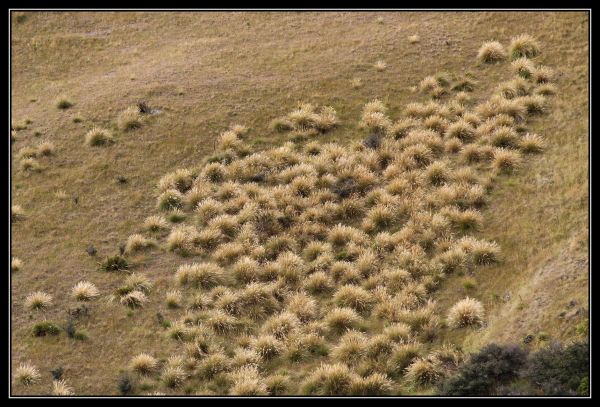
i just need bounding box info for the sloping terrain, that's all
[10,11,588,395]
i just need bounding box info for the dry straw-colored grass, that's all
[11,15,572,396]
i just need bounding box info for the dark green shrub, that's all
[440,343,527,395]
[33,321,61,337]
[523,341,589,396]
[100,255,129,272]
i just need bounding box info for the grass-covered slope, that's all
[10,11,588,395]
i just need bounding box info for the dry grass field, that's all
[10,11,589,396]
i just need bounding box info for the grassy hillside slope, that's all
[11,11,588,395]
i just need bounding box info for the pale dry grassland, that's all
[11,11,588,395]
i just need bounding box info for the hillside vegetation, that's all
[11,11,588,396]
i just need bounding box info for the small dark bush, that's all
[523,341,589,396]
[363,132,382,150]
[65,319,76,338]
[51,367,64,380]
[33,321,61,337]
[68,305,90,319]
[331,177,358,199]
[440,343,527,395]
[118,374,133,395]
[100,255,129,272]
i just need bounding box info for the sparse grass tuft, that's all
[55,96,74,109]
[118,106,143,131]
[85,127,113,146]
[374,60,387,71]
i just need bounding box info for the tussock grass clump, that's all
[36,140,55,156]
[304,271,334,293]
[518,94,547,115]
[490,126,519,148]
[408,35,420,44]
[331,330,366,364]
[166,226,196,254]
[157,189,184,211]
[405,357,444,386]
[118,274,152,296]
[175,262,225,288]
[85,127,113,146]
[509,34,541,59]
[118,106,142,131]
[273,103,340,135]
[477,41,507,63]
[304,363,357,395]
[14,363,41,386]
[165,290,183,309]
[262,312,300,339]
[519,133,545,153]
[161,366,186,388]
[492,148,522,174]
[532,66,554,84]
[11,257,23,272]
[11,205,25,221]
[20,158,41,172]
[511,57,535,79]
[71,281,99,301]
[55,96,74,109]
[232,256,260,283]
[534,83,558,96]
[124,234,156,254]
[447,297,485,328]
[99,255,129,272]
[143,215,169,232]
[333,285,375,313]
[383,323,412,343]
[158,169,194,193]
[445,120,476,142]
[119,290,148,308]
[229,366,269,396]
[130,353,158,375]
[252,334,284,360]
[25,291,52,311]
[326,307,361,333]
[286,292,317,322]
[52,379,74,396]
[349,373,393,395]
[498,77,531,99]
